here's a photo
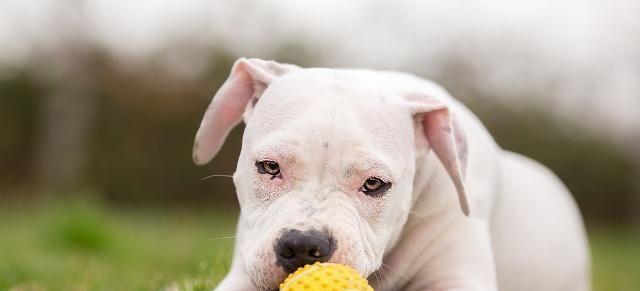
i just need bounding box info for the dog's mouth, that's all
[249,225,370,290]
[250,249,370,291]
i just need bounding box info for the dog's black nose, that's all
[275,229,335,273]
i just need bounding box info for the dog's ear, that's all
[405,93,470,216]
[193,58,298,165]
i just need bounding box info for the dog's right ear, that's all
[404,93,470,216]
[193,58,297,165]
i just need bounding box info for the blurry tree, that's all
[33,0,98,194]
[85,51,240,206]
[631,149,640,233]
[0,74,41,195]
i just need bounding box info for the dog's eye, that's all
[256,160,281,177]
[361,177,391,196]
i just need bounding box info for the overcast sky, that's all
[1,0,638,142]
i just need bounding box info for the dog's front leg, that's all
[413,217,497,291]
[380,217,497,291]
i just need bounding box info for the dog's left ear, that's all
[405,93,470,216]
[193,58,298,165]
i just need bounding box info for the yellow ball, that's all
[279,262,373,291]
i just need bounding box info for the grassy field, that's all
[1,200,639,291]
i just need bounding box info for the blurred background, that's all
[1,0,638,290]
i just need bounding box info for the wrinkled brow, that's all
[343,158,394,182]
[251,142,302,163]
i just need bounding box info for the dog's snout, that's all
[275,229,335,273]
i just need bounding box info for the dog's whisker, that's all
[372,269,381,286]
[201,174,234,181]
[377,263,400,290]
[409,210,426,219]
[379,266,396,290]
[386,264,401,277]
[385,262,410,284]
[208,235,238,241]
[381,263,398,274]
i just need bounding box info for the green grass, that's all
[0,200,236,291]
[1,200,639,290]
[590,228,640,291]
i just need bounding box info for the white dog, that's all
[193,58,590,291]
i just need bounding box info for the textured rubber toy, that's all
[279,262,373,291]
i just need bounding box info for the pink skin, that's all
[252,148,393,220]
[240,147,394,289]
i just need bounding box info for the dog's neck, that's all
[373,152,465,290]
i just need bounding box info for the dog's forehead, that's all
[270,68,399,101]
[255,68,406,123]
[245,68,416,165]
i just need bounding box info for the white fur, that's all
[194,58,590,291]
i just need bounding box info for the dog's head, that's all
[193,58,468,290]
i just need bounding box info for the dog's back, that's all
[491,151,590,291]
